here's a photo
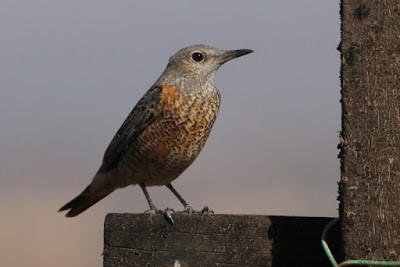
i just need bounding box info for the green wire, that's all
[321,217,400,266]
[321,218,340,267]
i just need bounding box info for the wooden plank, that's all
[339,0,400,261]
[103,213,338,266]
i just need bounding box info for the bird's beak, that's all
[219,49,254,64]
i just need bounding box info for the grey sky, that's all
[0,1,340,266]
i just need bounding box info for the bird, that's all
[59,44,253,224]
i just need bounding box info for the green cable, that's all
[321,217,400,266]
[321,218,340,266]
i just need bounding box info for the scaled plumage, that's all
[59,44,253,221]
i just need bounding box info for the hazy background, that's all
[0,1,340,266]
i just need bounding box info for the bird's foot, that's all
[183,205,195,213]
[200,206,214,215]
[174,205,194,214]
[144,208,156,214]
[176,205,214,214]
[144,207,175,225]
[162,207,175,225]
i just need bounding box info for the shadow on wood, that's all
[103,213,339,266]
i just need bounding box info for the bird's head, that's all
[158,44,253,88]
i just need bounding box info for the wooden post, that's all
[339,0,400,261]
[103,214,338,266]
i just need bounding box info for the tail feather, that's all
[59,185,113,217]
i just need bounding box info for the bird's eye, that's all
[191,52,205,62]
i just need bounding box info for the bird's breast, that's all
[141,85,220,161]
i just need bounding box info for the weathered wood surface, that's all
[339,0,400,262]
[103,213,338,267]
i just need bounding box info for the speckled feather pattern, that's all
[59,44,252,217]
[118,84,221,186]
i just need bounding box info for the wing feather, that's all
[98,86,163,173]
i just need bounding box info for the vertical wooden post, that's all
[339,0,400,261]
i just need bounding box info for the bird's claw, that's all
[163,208,174,225]
[145,205,211,224]
[201,206,214,215]
[144,208,157,214]
[183,205,195,213]
[144,207,175,225]
[176,205,214,214]
[174,205,194,214]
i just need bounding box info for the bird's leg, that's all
[139,183,157,211]
[166,183,193,213]
[166,183,214,214]
[140,183,174,224]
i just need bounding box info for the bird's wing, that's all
[98,86,163,173]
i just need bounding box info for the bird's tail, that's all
[58,184,113,217]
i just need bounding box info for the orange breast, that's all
[136,84,219,166]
